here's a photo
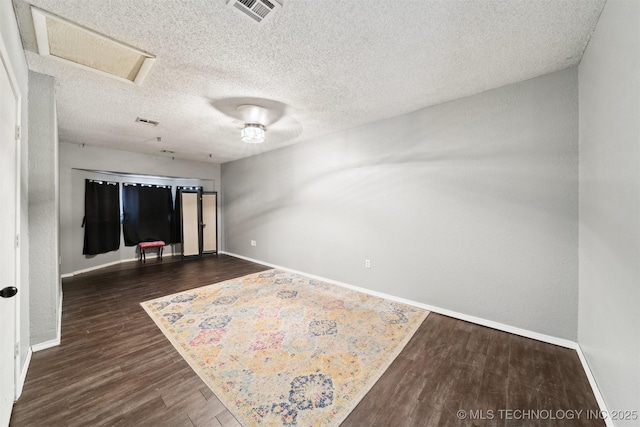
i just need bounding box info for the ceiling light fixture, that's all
[241,123,266,144]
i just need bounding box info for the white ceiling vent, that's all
[31,7,156,85]
[227,0,282,24]
[135,117,159,126]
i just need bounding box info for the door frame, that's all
[0,24,23,403]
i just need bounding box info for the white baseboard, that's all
[31,337,60,352]
[61,255,164,278]
[222,251,576,349]
[32,291,63,353]
[61,259,124,278]
[15,347,32,399]
[576,345,614,427]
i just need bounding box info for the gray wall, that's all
[223,67,579,341]
[59,142,222,275]
[578,0,640,423]
[1,0,31,373]
[28,71,60,345]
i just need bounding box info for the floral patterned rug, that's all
[141,269,428,426]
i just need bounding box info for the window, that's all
[122,184,173,246]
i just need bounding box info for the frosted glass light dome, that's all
[241,124,265,144]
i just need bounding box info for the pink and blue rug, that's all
[141,269,428,426]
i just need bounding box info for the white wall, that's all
[1,0,31,377]
[28,71,59,345]
[578,0,640,424]
[223,67,579,340]
[59,142,222,275]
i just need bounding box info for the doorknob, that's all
[1,287,18,298]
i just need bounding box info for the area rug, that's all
[141,269,428,426]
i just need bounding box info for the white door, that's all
[202,192,217,253]
[181,192,200,256]
[0,39,19,426]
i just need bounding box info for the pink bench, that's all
[138,241,165,262]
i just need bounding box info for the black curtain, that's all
[171,187,182,244]
[122,184,173,246]
[83,180,120,255]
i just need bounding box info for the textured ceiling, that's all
[13,0,605,164]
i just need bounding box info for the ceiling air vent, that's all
[227,0,281,24]
[135,117,159,126]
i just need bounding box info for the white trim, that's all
[62,256,147,278]
[57,289,63,345]
[31,292,64,353]
[31,338,60,353]
[15,347,31,400]
[576,345,614,427]
[221,251,577,349]
[62,252,171,278]
[31,8,50,55]
[64,259,124,277]
[133,57,156,85]
[0,22,24,407]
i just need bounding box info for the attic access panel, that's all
[31,7,155,85]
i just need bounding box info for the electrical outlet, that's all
[365,259,371,268]
[251,240,257,247]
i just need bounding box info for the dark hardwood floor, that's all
[10,255,603,427]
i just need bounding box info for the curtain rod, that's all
[88,179,118,185]
[123,183,171,189]
[73,168,214,184]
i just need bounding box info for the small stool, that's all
[138,241,165,262]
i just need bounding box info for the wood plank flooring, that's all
[10,255,603,427]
